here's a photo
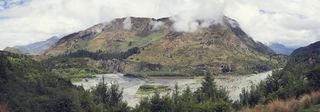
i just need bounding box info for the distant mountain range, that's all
[269,43,295,55]
[4,36,60,55]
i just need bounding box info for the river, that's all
[72,70,272,107]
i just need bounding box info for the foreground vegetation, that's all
[0,51,238,111]
[241,91,320,112]
[0,52,128,112]
[132,73,234,112]
[235,45,320,111]
[2,39,320,112]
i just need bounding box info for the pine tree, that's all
[199,72,217,100]
[150,90,163,112]
[172,82,179,104]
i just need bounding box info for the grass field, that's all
[125,71,190,78]
[136,83,170,95]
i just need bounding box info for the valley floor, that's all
[73,70,272,107]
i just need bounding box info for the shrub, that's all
[309,91,320,104]
[299,94,312,108]
[266,100,291,112]
[242,91,320,112]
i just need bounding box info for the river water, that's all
[73,71,272,107]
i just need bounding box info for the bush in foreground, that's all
[241,91,320,112]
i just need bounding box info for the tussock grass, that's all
[241,91,320,112]
[0,102,9,112]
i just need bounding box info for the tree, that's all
[92,81,110,105]
[181,86,193,103]
[200,72,217,99]
[109,82,124,107]
[307,69,320,90]
[150,91,163,112]
[172,83,179,105]
[133,98,150,112]
[91,80,128,112]
[197,72,229,101]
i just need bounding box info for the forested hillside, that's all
[0,51,128,112]
[237,41,320,111]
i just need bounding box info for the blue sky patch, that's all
[0,0,30,11]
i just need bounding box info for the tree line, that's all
[66,47,140,60]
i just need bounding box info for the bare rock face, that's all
[43,16,281,75]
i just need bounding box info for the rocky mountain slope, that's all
[4,36,60,55]
[43,17,282,75]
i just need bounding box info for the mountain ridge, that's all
[4,36,60,55]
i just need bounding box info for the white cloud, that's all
[170,0,227,32]
[0,0,319,49]
[225,0,320,48]
[150,20,163,31]
[123,17,132,30]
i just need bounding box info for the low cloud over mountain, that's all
[0,0,319,49]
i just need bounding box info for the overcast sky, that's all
[0,0,319,49]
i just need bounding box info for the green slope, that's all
[0,51,98,112]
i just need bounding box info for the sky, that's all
[0,0,319,49]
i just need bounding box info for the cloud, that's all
[225,0,320,48]
[169,0,228,32]
[123,17,132,30]
[150,20,163,31]
[0,0,319,49]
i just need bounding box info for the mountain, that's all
[43,16,282,75]
[4,36,60,55]
[291,41,320,57]
[290,41,320,65]
[269,43,295,55]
